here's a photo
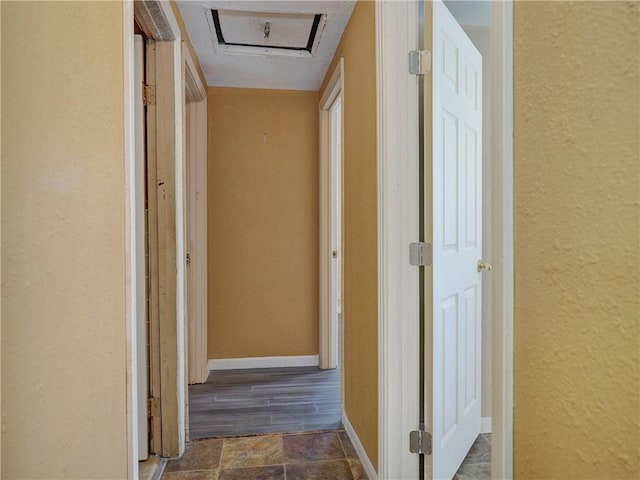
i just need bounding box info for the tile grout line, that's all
[336,430,359,479]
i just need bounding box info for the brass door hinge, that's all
[147,397,160,418]
[143,84,155,106]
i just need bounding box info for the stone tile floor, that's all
[453,433,491,480]
[161,430,367,480]
[161,431,489,480]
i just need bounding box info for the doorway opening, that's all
[172,66,352,478]
[376,1,513,479]
[190,81,345,423]
[320,59,344,371]
[125,1,360,479]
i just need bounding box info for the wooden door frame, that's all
[125,0,208,471]
[375,1,514,478]
[185,65,208,386]
[319,59,344,370]
[147,36,186,459]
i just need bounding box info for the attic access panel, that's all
[212,10,323,53]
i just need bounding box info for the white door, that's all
[428,2,482,478]
[134,34,149,461]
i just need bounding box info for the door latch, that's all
[477,260,492,272]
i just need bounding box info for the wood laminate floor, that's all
[189,366,342,439]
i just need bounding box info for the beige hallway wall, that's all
[514,2,639,478]
[207,87,319,359]
[319,0,378,469]
[1,1,128,478]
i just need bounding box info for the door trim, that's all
[123,2,137,477]
[376,1,514,478]
[489,2,514,478]
[186,98,208,386]
[319,59,344,370]
[148,37,186,458]
[376,1,420,478]
[127,0,191,468]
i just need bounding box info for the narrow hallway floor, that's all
[189,366,341,439]
[161,429,366,480]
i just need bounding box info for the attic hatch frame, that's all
[209,9,326,58]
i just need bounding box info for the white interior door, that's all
[429,2,482,478]
[134,34,149,461]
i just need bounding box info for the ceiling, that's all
[177,1,356,91]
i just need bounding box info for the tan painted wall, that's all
[319,0,378,468]
[1,2,128,478]
[514,2,639,478]
[207,87,319,359]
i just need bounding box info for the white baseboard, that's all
[342,410,377,480]
[207,355,319,371]
[481,416,492,434]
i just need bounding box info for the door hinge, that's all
[409,242,432,267]
[409,50,432,75]
[143,84,155,106]
[186,253,191,266]
[147,397,160,418]
[409,429,433,455]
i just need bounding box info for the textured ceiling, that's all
[177,1,355,91]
